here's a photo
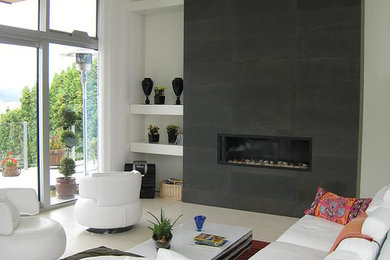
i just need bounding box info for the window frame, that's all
[0,0,98,209]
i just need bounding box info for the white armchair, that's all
[75,171,142,232]
[0,188,66,260]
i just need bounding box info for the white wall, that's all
[98,0,145,172]
[361,0,390,196]
[144,11,184,185]
[99,1,184,185]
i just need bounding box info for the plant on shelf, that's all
[154,86,166,104]
[1,151,20,177]
[49,127,65,167]
[147,209,183,249]
[56,108,78,199]
[148,124,160,143]
[166,124,180,144]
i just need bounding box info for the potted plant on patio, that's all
[166,124,180,144]
[49,128,65,167]
[56,109,78,199]
[1,151,20,177]
[148,124,160,143]
[147,209,182,249]
[154,86,166,104]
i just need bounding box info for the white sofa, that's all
[75,171,142,230]
[0,188,66,260]
[250,186,390,260]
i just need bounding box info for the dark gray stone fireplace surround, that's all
[183,0,361,217]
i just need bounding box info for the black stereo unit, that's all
[124,161,156,198]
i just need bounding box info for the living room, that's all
[1,0,390,259]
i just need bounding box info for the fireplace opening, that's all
[218,134,312,171]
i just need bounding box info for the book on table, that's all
[194,233,228,247]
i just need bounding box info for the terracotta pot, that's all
[56,177,76,199]
[2,165,20,177]
[50,149,65,166]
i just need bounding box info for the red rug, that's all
[236,240,270,260]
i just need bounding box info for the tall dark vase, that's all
[172,77,183,105]
[142,78,154,104]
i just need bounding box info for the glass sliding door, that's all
[49,44,98,205]
[0,43,38,192]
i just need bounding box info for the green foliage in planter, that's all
[154,86,165,96]
[59,157,75,178]
[166,124,180,135]
[148,125,160,135]
[147,209,182,242]
[60,131,78,149]
[62,108,77,130]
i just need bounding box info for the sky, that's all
[0,0,96,113]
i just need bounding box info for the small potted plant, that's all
[49,128,65,167]
[56,109,78,199]
[154,86,166,104]
[166,124,180,144]
[1,151,19,177]
[148,209,182,249]
[148,124,160,143]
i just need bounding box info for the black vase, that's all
[154,95,165,105]
[148,134,159,143]
[172,77,183,105]
[168,132,177,144]
[142,78,154,104]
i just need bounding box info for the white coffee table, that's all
[128,220,252,260]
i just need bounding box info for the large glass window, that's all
[50,0,97,37]
[0,43,38,192]
[0,0,98,208]
[0,0,39,30]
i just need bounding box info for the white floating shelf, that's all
[130,104,183,115]
[130,0,184,15]
[130,142,183,156]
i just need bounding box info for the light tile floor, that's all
[41,197,298,258]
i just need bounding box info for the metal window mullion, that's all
[38,0,50,209]
[0,25,98,50]
[38,41,50,209]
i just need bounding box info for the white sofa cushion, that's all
[276,215,344,252]
[0,203,14,235]
[378,231,390,260]
[324,250,362,260]
[336,238,379,260]
[249,241,326,260]
[366,186,390,213]
[362,207,390,245]
[0,194,20,229]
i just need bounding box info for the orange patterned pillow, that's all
[314,191,356,225]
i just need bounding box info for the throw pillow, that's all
[328,212,373,254]
[0,194,20,229]
[314,191,356,224]
[305,187,372,224]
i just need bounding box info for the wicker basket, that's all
[2,166,20,177]
[159,181,183,201]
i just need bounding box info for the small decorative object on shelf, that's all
[142,78,154,104]
[172,77,183,105]
[194,215,206,231]
[148,209,183,249]
[154,86,166,104]
[148,124,160,143]
[2,151,20,177]
[166,124,180,144]
[175,133,183,146]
